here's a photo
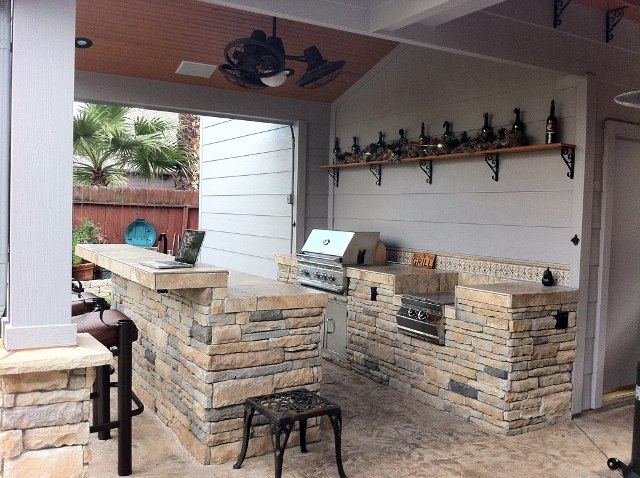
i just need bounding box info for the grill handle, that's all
[326,317,335,334]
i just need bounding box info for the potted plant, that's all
[72,218,107,281]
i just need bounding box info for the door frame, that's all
[593,119,640,407]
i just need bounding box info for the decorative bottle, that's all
[332,137,341,155]
[541,268,555,287]
[545,100,558,144]
[512,108,524,133]
[377,131,386,149]
[418,122,428,145]
[351,136,360,155]
[481,113,494,142]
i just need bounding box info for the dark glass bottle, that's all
[377,131,386,149]
[481,112,494,141]
[419,122,428,145]
[333,137,341,155]
[351,136,360,154]
[399,129,408,145]
[545,100,558,144]
[442,121,451,139]
[512,108,524,133]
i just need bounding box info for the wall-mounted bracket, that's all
[554,0,574,28]
[369,164,382,186]
[419,159,433,184]
[327,167,339,188]
[485,153,499,182]
[606,6,627,43]
[561,146,575,179]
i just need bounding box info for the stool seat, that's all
[72,291,100,316]
[74,309,139,348]
[234,388,346,478]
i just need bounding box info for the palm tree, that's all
[73,103,189,187]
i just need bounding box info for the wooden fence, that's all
[73,186,199,251]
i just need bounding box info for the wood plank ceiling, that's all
[75,0,398,103]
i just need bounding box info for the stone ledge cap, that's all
[0,333,112,375]
[456,282,579,308]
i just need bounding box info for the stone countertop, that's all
[456,282,578,308]
[225,270,327,313]
[345,264,458,294]
[77,243,229,291]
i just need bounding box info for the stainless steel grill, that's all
[296,229,385,293]
[396,291,455,345]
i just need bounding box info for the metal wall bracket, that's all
[419,160,433,184]
[561,146,575,179]
[485,153,499,182]
[369,164,382,186]
[327,168,339,188]
[554,0,574,28]
[606,6,627,43]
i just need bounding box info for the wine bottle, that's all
[481,112,494,141]
[332,137,341,155]
[351,136,360,154]
[399,128,408,145]
[418,122,428,145]
[512,108,524,133]
[377,131,386,148]
[442,121,451,138]
[545,100,558,144]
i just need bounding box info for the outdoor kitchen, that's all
[277,229,578,435]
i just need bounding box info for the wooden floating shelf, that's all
[321,143,576,187]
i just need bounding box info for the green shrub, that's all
[72,218,107,265]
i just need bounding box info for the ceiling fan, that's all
[220,17,346,89]
[614,90,640,107]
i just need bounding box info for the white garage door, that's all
[199,117,294,278]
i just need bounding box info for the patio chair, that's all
[72,295,143,476]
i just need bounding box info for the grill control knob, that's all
[313,272,320,279]
[301,269,310,276]
[418,311,428,321]
[408,309,417,318]
[328,274,335,281]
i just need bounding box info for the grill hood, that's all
[300,229,385,265]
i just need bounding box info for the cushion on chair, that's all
[73,309,138,348]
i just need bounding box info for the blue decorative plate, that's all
[124,219,156,247]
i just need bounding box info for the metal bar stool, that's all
[71,288,143,476]
[234,388,346,478]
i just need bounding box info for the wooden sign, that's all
[411,252,435,268]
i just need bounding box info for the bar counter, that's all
[76,244,327,465]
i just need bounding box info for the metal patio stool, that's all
[234,388,346,478]
[72,298,143,476]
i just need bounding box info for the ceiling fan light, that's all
[614,90,640,108]
[261,68,295,87]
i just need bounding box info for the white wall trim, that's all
[593,119,640,408]
[2,321,78,350]
[294,120,307,252]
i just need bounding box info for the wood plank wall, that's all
[332,46,578,265]
[72,186,198,248]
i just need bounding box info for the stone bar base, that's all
[111,274,326,465]
[0,334,112,477]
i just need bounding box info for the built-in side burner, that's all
[396,291,455,345]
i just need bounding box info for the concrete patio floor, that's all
[89,361,634,477]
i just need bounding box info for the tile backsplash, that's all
[387,247,570,286]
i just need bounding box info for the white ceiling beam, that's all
[199,0,371,35]
[370,0,506,31]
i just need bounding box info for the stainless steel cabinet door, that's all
[324,298,347,357]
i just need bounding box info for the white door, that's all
[199,117,295,278]
[599,122,640,394]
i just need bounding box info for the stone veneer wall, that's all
[82,279,113,299]
[0,368,95,477]
[276,256,297,285]
[347,277,577,435]
[111,275,323,465]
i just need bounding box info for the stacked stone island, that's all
[110,272,326,465]
[346,278,577,435]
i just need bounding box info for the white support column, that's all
[2,0,78,349]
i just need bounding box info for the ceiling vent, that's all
[175,61,217,78]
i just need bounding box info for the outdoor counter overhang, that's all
[75,243,328,465]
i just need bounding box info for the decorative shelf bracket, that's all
[606,6,627,43]
[327,167,339,188]
[369,164,382,186]
[419,160,433,184]
[561,146,575,179]
[554,0,574,28]
[485,153,499,182]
